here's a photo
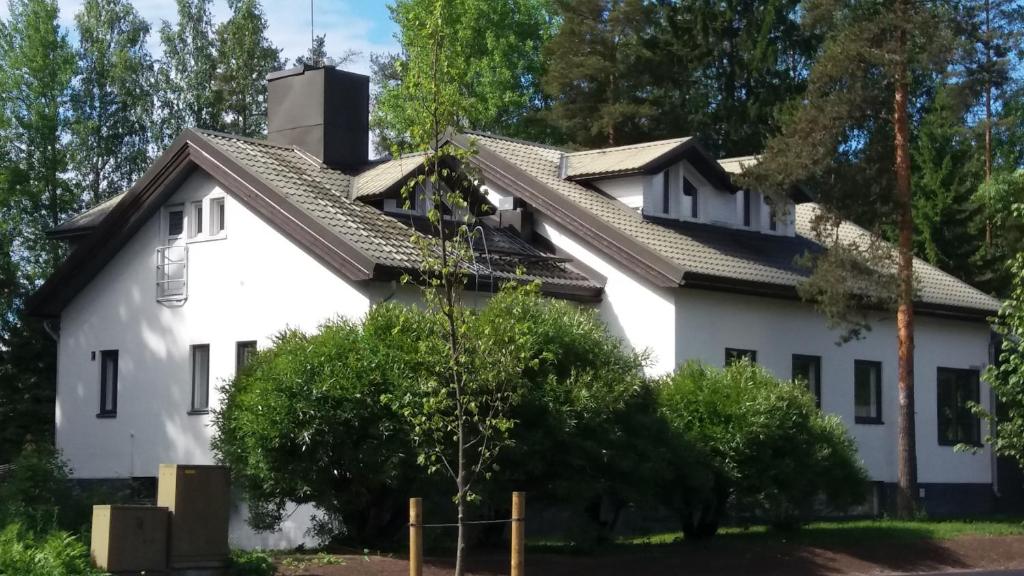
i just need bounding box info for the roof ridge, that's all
[463,130,570,152]
[564,137,692,158]
[192,128,296,151]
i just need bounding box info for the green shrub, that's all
[0,443,75,535]
[228,549,276,576]
[211,317,419,545]
[215,284,715,546]
[657,360,869,534]
[0,523,104,576]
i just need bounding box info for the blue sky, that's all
[0,0,400,75]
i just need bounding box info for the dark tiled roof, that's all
[352,152,428,200]
[469,132,1000,315]
[561,137,691,180]
[49,192,125,236]
[192,131,599,292]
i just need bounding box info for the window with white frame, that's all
[210,197,225,235]
[190,344,210,413]
[189,201,204,238]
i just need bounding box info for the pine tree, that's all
[154,0,219,148]
[911,87,984,282]
[745,0,956,519]
[541,0,653,148]
[70,0,154,206]
[214,0,281,138]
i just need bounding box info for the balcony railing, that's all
[156,244,188,303]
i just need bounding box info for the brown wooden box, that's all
[157,464,230,569]
[90,505,168,574]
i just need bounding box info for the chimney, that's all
[266,65,369,167]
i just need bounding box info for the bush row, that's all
[212,285,868,546]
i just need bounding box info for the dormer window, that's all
[683,177,698,219]
[189,201,203,238]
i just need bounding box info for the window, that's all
[792,354,822,407]
[683,176,698,218]
[210,197,225,235]
[99,350,118,417]
[742,190,752,227]
[167,208,184,237]
[189,201,203,238]
[190,345,210,413]
[662,169,671,214]
[855,360,882,424]
[236,341,257,373]
[725,348,757,366]
[937,367,981,446]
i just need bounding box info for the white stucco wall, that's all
[56,170,394,548]
[531,213,678,375]
[674,288,993,485]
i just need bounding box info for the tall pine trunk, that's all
[894,2,918,519]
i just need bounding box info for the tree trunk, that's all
[984,0,993,246]
[893,6,918,520]
[455,399,466,576]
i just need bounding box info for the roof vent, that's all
[266,65,369,168]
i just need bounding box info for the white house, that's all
[29,65,1002,547]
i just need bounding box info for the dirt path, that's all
[277,536,1024,576]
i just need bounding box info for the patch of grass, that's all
[614,517,1024,549]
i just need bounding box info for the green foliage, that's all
[69,0,154,205]
[372,0,552,153]
[657,361,868,530]
[211,318,416,544]
[215,285,698,545]
[228,549,276,576]
[985,245,1024,465]
[154,0,220,147]
[0,0,78,282]
[0,443,74,535]
[541,0,817,154]
[0,524,105,576]
[214,0,281,138]
[972,170,1024,296]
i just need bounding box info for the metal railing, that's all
[156,244,188,303]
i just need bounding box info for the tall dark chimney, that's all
[266,65,369,167]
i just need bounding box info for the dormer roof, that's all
[559,136,737,192]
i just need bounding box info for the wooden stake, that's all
[410,497,422,576]
[511,492,525,576]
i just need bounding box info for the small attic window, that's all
[742,190,751,227]
[167,208,184,237]
[683,177,698,219]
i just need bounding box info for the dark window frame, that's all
[167,208,184,237]
[742,190,751,227]
[937,367,982,447]
[190,344,210,415]
[792,354,822,408]
[236,341,257,373]
[854,360,883,424]
[98,350,118,418]
[683,176,698,218]
[662,169,671,214]
[725,348,757,366]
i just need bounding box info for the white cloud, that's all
[0,0,399,76]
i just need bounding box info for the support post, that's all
[410,497,422,576]
[511,491,525,576]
